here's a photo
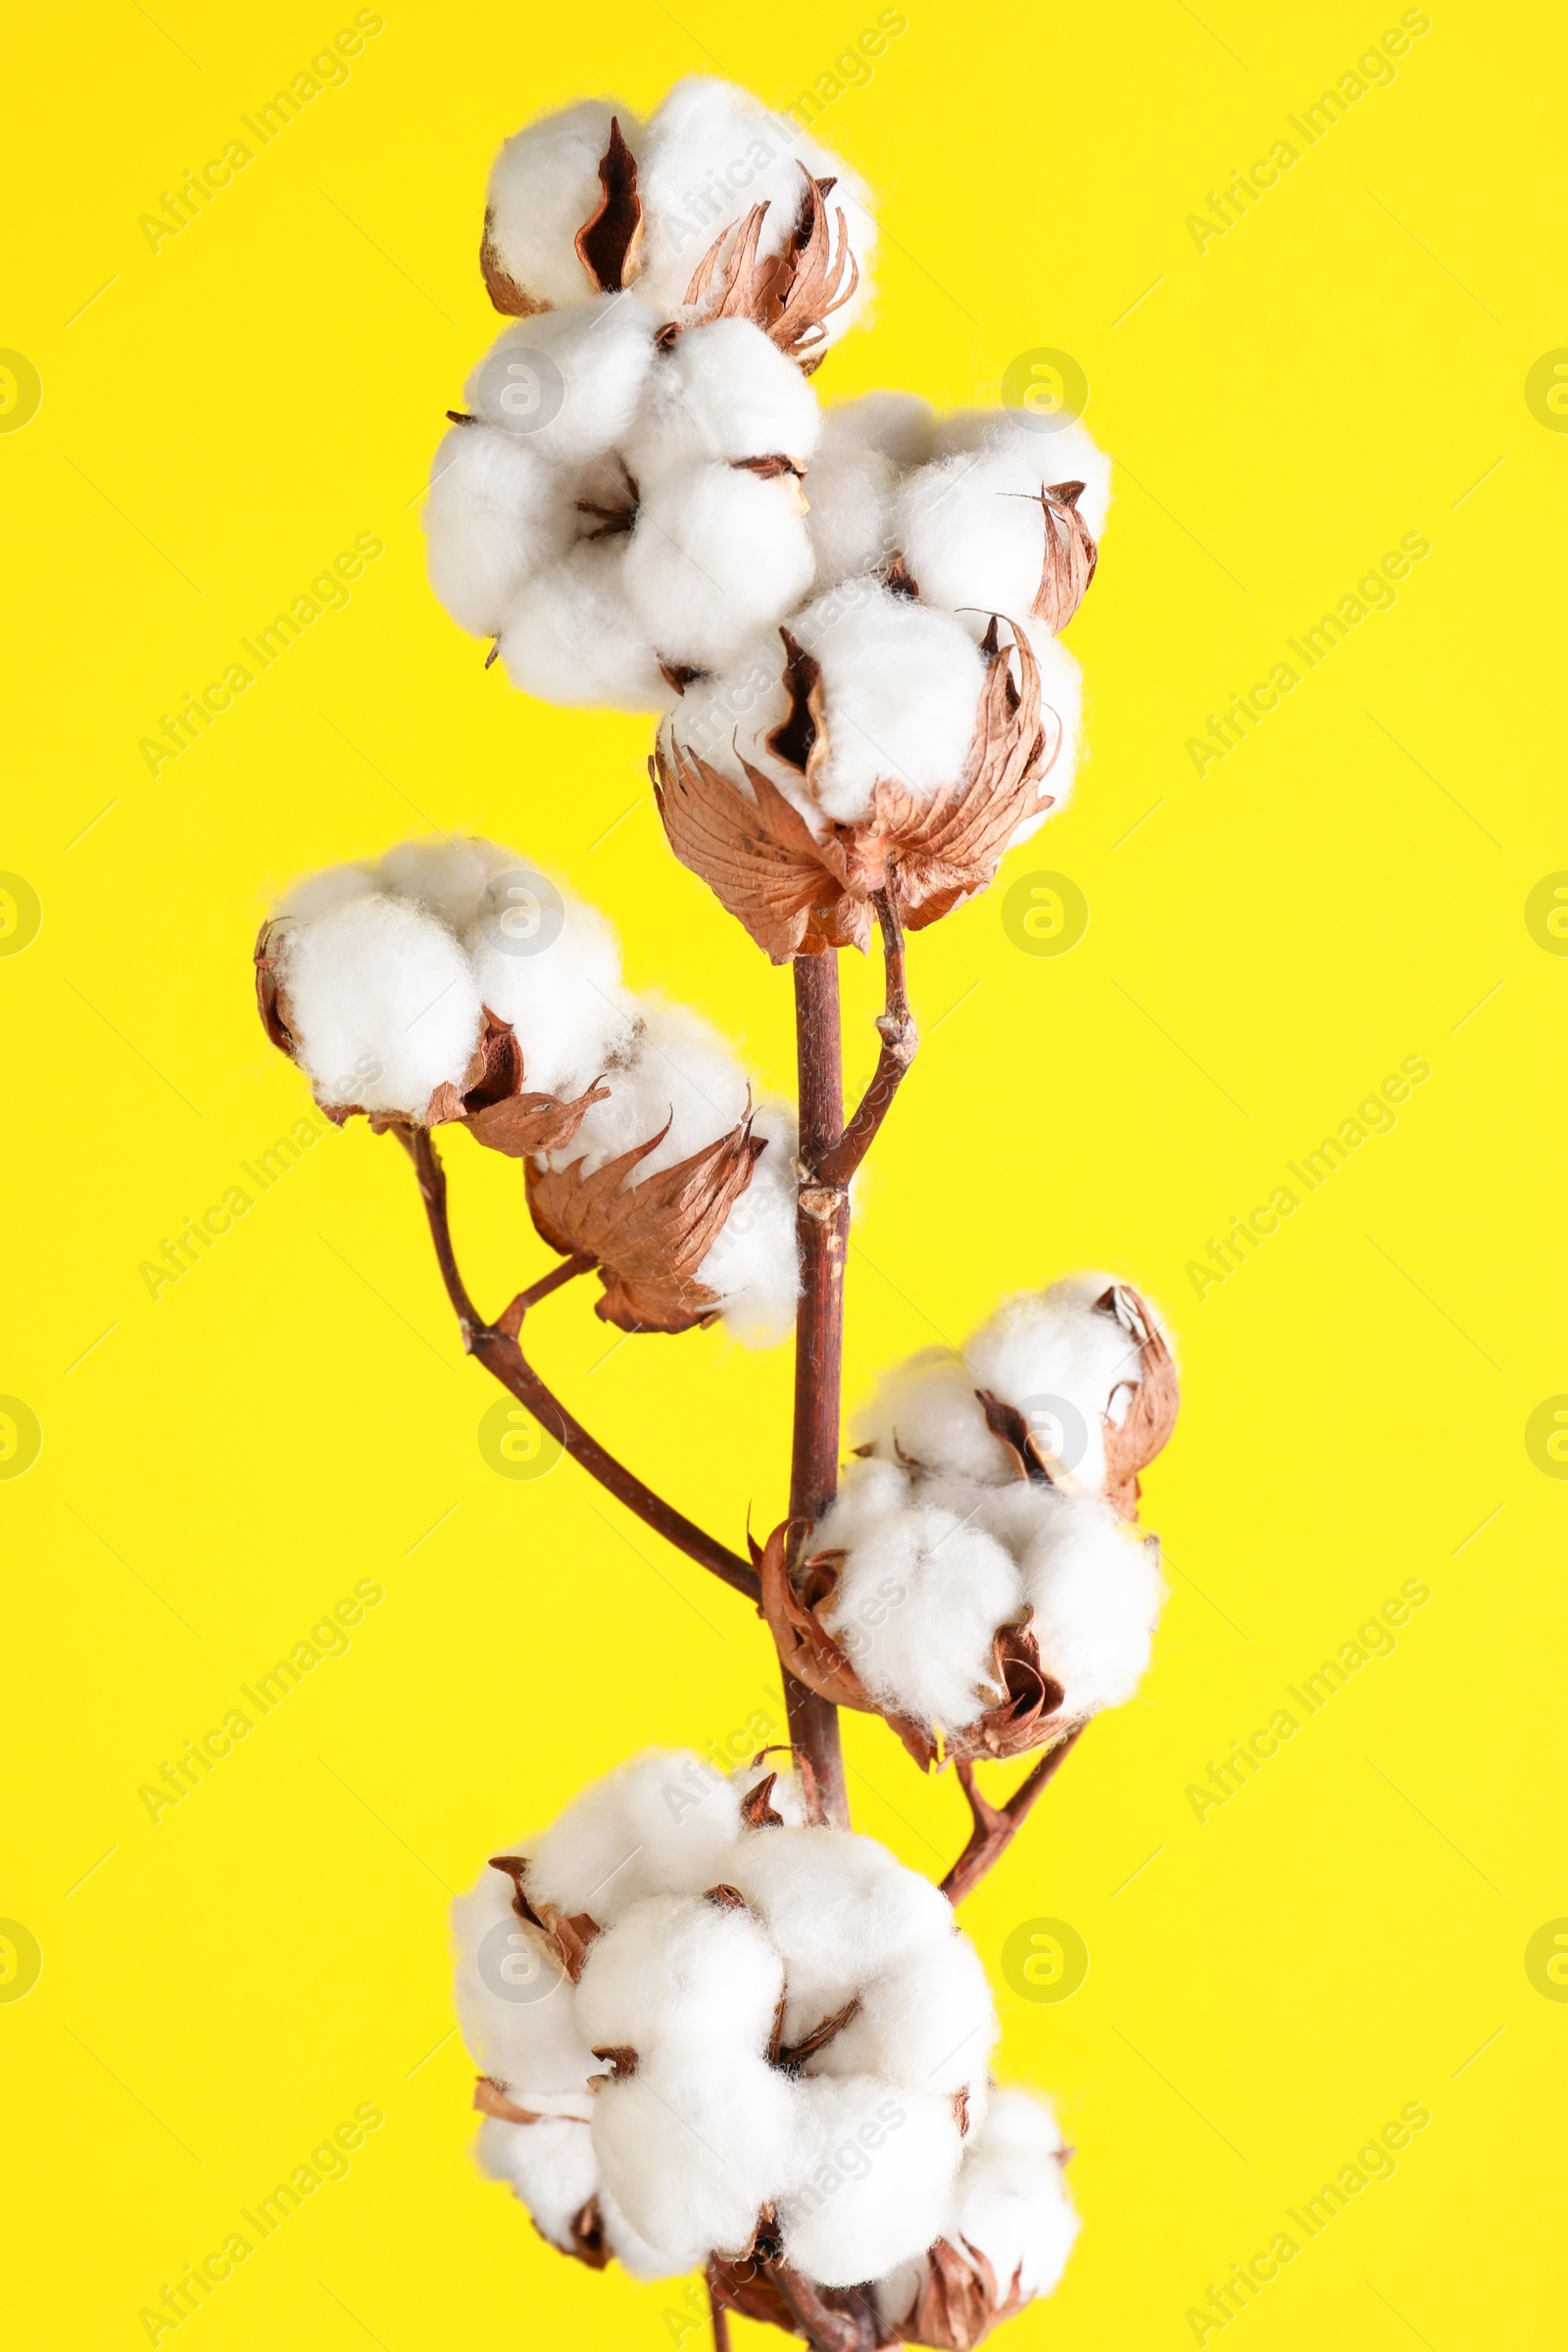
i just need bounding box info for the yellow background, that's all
[3,1,1564,2344]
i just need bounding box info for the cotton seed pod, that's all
[482,106,647,315]
[652,614,1059,960]
[526,1111,767,1334]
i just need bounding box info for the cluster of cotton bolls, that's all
[455,1749,1076,2330]
[426,77,875,708]
[255,837,798,1345]
[803,1276,1176,1746]
[426,75,1109,874]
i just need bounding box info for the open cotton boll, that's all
[623,318,821,480]
[555,1001,753,1181]
[483,99,643,312]
[423,424,578,639]
[452,1862,602,2096]
[811,1454,914,1544]
[790,588,988,824]
[1018,1494,1163,1715]
[376,836,512,938]
[525,1749,743,1926]
[893,437,1104,648]
[726,1827,954,2041]
[274,894,482,1117]
[499,540,671,711]
[696,1096,801,1347]
[634,77,876,339]
[658,637,795,804]
[779,2080,962,2289]
[593,2054,799,2270]
[575,1891,785,2062]
[624,463,815,672]
[852,1349,1013,1486]
[964,1275,1158,1494]
[816,1502,1024,1733]
[805,426,895,592]
[804,1929,997,2113]
[922,411,1111,542]
[872,2090,1079,2332]
[465,890,637,1102]
[476,2114,601,2254]
[466,298,658,469]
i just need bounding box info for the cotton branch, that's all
[814,890,915,1191]
[940,1728,1088,1905]
[400,1124,760,1602]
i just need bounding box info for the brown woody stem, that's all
[402,1126,760,1603]
[815,890,916,1190]
[709,2277,731,2352]
[786,951,850,1829]
[940,1727,1088,1905]
[772,2265,876,2352]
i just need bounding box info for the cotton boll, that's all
[525,1748,744,1926]
[726,1828,954,2041]
[894,418,1110,643]
[275,894,482,1116]
[623,319,821,481]
[575,1892,784,2063]
[659,638,795,804]
[779,2080,962,2289]
[554,1001,752,1182]
[623,463,815,672]
[791,587,987,823]
[484,99,643,313]
[636,77,876,343]
[452,1859,602,2098]
[811,1454,914,1545]
[467,298,658,469]
[465,888,638,1101]
[697,1097,800,1347]
[593,2054,799,2269]
[376,836,512,937]
[599,2184,691,2280]
[805,1929,997,2113]
[947,2089,1079,2302]
[964,1276,1155,1494]
[805,428,895,593]
[851,1349,1013,1485]
[423,424,578,638]
[816,1502,1023,1733]
[500,540,671,711]
[475,2114,601,2253]
[1018,1494,1164,1714]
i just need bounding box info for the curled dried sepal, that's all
[679,170,859,371]
[1028,481,1099,634]
[472,2075,597,2126]
[902,2237,1028,2351]
[652,621,1059,963]
[254,922,607,1155]
[759,1522,1068,1771]
[487,1853,603,1983]
[526,1113,766,1334]
[1095,1283,1180,1517]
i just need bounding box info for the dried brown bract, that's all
[254,923,608,1156]
[678,169,859,371]
[1095,1283,1180,1517]
[1027,480,1099,634]
[526,1112,766,1334]
[900,2236,1029,2350]
[652,620,1060,963]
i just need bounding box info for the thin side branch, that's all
[940,1726,1088,1904]
[400,1125,760,1602]
[814,889,916,1190]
